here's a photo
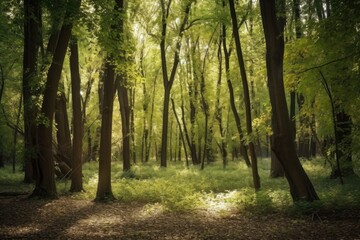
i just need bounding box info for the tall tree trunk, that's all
[228,0,260,190]
[130,86,136,163]
[221,0,250,167]
[96,60,115,201]
[23,0,41,183]
[160,0,192,167]
[259,0,319,201]
[69,36,83,192]
[32,0,80,198]
[215,37,227,167]
[91,70,105,162]
[116,77,131,172]
[96,0,128,199]
[146,74,158,162]
[12,94,23,173]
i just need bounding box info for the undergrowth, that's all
[1,158,359,216]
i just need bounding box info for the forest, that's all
[0,0,360,239]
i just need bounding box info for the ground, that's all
[0,195,359,240]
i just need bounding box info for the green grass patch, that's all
[1,158,359,216]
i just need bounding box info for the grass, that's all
[1,157,360,215]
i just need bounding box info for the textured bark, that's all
[69,37,83,192]
[259,0,319,201]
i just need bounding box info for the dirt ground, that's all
[0,195,359,240]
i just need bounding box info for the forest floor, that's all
[0,195,360,240]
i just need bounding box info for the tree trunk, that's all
[270,130,284,178]
[32,0,80,198]
[228,0,260,190]
[96,60,115,201]
[23,0,41,183]
[332,111,354,177]
[160,0,192,168]
[130,86,136,164]
[55,92,72,167]
[69,36,83,192]
[221,2,251,167]
[259,0,319,201]
[171,98,189,166]
[116,76,131,172]
[216,35,227,167]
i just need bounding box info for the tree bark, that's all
[69,36,84,192]
[259,0,319,201]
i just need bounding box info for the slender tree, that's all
[259,0,319,201]
[70,36,84,192]
[228,0,260,190]
[221,0,251,167]
[160,0,193,167]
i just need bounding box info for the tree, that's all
[96,59,116,201]
[159,0,193,167]
[70,36,84,192]
[22,0,41,183]
[221,0,251,167]
[228,0,260,190]
[259,0,319,201]
[31,0,81,198]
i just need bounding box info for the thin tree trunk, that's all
[221,0,250,167]
[160,0,192,167]
[116,76,131,172]
[216,35,227,167]
[171,98,189,167]
[228,0,260,190]
[69,36,83,192]
[12,94,23,173]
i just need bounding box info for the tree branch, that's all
[297,53,356,74]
